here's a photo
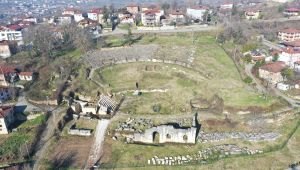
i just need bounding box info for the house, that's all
[284,8,300,16]
[97,94,117,115]
[62,8,80,16]
[259,61,285,85]
[0,66,17,86]
[141,4,160,12]
[74,11,84,23]
[278,47,300,68]
[119,11,135,25]
[169,10,186,23]
[78,18,102,35]
[141,9,164,26]
[23,16,38,24]
[283,39,300,49]
[0,26,23,45]
[220,2,234,10]
[18,72,34,81]
[126,4,139,14]
[0,87,13,103]
[0,41,11,58]
[246,49,266,62]
[245,9,261,19]
[0,106,15,134]
[71,99,98,115]
[87,8,104,23]
[276,82,291,90]
[58,14,73,25]
[278,28,300,42]
[186,6,210,21]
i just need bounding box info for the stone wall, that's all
[133,125,197,144]
[68,128,92,136]
[28,99,58,106]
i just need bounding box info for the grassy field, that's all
[101,112,300,169]
[0,114,46,164]
[96,32,284,115]
[94,61,279,115]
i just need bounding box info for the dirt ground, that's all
[48,136,93,169]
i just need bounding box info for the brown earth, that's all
[48,136,93,169]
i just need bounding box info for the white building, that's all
[0,41,11,58]
[0,106,15,134]
[141,9,164,26]
[74,13,84,22]
[220,3,234,10]
[187,6,210,21]
[58,15,73,25]
[278,48,300,68]
[0,27,23,45]
[18,72,34,81]
[87,8,104,23]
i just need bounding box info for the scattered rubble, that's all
[198,131,279,143]
[148,144,263,166]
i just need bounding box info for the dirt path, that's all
[33,107,66,170]
[85,119,110,169]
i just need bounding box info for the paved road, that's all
[261,38,282,51]
[14,91,42,113]
[33,107,66,170]
[99,25,218,37]
[85,119,110,169]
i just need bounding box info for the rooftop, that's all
[260,61,285,73]
[279,28,300,34]
[0,106,13,118]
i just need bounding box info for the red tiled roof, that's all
[285,8,300,12]
[127,4,139,7]
[143,9,161,14]
[19,72,33,76]
[282,47,300,54]
[7,24,23,31]
[260,61,285,73]
[0,66,17,74]
[283,40,300,47]
[90,8,103,14]
[279,28,300,34]
[0,106,13,118]
[170,10,185,15]
[0,40,9,45]
[190,5,209,10]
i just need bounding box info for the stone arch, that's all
[153,131,160,143]
[183,135,188,142]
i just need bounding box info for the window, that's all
[183,135,188,141]
[166,134,171,139]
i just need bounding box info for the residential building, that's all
[126,4,139,14]
[119,11,135,25]
[141,4,159,12]
[278,28,300,42]
[0,41,11,58]
[87,8,104,23]
[18,72,34,81]
[245,9,261,19]
[0,66,17,86]
[186,6,210,21]
[284,8,300,16]
[62,8,79,16]
[141,9,164,26]
[278,47,300,68]
[58,14,73,25]
[283,39,300,48]
[0,106,15,134]
[74,12,84,22]
[259,61,285,85]
[220,3,234,10]
[0,26,23,45]
[23,16,38,24]
[0,87,13,102]
[169,10,186,23]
